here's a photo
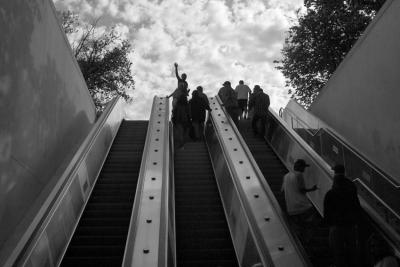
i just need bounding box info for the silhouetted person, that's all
[324,164,362,267]
[167,62,189,110]
[248,85,270,137]
[218,81,239,126]
[282,159,318,242]
[189,90,211,141]
[196,85,209,106]
[235,80,251,120]
[172,94,190,149]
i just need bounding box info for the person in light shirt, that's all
[281,159,318,242]
[234,80,251,120]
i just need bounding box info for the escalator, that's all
[174,141,239,267]
[238,120,332,267]
[61,120,148,266]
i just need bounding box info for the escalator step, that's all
[61,120,147,266]
[174,141,238,267]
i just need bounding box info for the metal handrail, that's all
[122,97,158,266]
[6,97,123,266]
[283,105,400,189]
[216,98,312,266]
[122,96,171,267]
[168,121,177,267]
[209,96,309,266]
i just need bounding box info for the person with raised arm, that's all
[167,63,189,110]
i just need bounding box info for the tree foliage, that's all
[275,0,384,107]
[57,10,134,113]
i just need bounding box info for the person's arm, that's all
[248,95,254,110]
[174,62,180,80]
[298,174,317,194]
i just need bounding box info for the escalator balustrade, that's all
[61,120,148,266]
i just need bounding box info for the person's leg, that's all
[176,124,184,149]
[192,121,200,141]
[228,107,239,126]
[252,115,260,135]
[329,226,348,267]
[345,226,359,267]
[259,115,267,137]
[199,120,205,140]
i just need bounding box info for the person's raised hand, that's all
[174,62,178,68]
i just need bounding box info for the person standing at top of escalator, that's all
[235,80,251,120]
[218,81,239,126]
[323,164,362,267]
[196,85,209,106]
[189,90,211,141]
[167,62,189,110]
[248,85,270,137]
[281,159,318,242]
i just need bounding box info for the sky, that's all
[53,0,304,119]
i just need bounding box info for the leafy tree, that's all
[57,10,134,113]
[275,0,384,107]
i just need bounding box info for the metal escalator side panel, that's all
[12,97,125,267]
[265,108,400,252]
[122,96,172,267]
[205,96,309,267]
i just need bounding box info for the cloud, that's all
[53,0,303,119]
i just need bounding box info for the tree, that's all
[275,0,384,107]
[57,10,134,113]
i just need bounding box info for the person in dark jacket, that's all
[189,90,211,141]
[172,94,190,149]
[218,81,239,126]
[248,85,270,137]
[323,164,362,267]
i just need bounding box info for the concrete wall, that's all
[310,0,400,183]
[0,0,96,255]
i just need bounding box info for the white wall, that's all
[0,0,96,254]
[310,0,400,182]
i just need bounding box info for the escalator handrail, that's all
[283,104,400,189]
[217,98,313,265]
[5,97,123,267]
[211,96,309,266]
[122,96,171,267]
[167,121,177,267]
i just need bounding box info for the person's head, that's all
[192,90,199,98]
[196,86,203,93]
[293,159,310,172]
[223,81,231,87]
[331,164,345,175]
[239,80,244,85]
[181,73,187,80]
[254,85,262,93]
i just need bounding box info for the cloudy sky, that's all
[53,0,303,119]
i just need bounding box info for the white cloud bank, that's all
[54,0,303,119]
